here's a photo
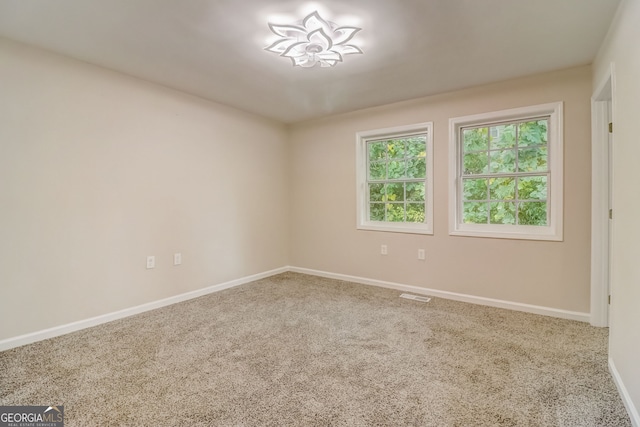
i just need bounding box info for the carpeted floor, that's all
[0,272,631,426]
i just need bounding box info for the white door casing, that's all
[590,63,615,327]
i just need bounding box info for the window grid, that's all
[366,134,427,224]
[357,121,433,235]
[460,117,550,226]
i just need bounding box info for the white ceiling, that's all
[0,0,620,123]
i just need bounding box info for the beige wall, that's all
[593,0,640,419]
[0,38,290,340]
[289,66,592,313]
[0,35,598,346]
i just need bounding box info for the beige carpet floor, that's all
[0,272,631,426]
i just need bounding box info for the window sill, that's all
[357,222,433,235]
[449,224,562,241]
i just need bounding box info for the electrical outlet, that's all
[146,256,155,269]
[381,244,388,255]
[418,249,426,260]
[174,253,182,266]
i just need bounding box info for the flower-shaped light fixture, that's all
[265,11,363,68]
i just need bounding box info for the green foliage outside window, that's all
[461,119,549,226]
[368,136,427,223]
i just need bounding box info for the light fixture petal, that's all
[307,28,333,50]
[264,38,299,54]
[268,23,306,38]
[317,50,343,62]
[320,60,338,68]
[302,11,331,32]
[294,56,317,68]
[281,41,307,58]
[337,45,364,55]
[332,27,361,45]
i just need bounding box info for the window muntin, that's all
[356,123,433,235]
[367,135,427,223]
[460,118,549,226]
[449,103,563,241]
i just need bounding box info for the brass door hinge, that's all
[609,209,613,219]
[608,295,611,305]
[609,122,613,133]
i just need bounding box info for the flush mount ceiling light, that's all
[265,11,363,68]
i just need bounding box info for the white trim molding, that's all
[590,63,615,327]
[609,358,640,426]
[0,265,592,352]
[448,102,564,241]
[0,267,288,352]
[356,122,434,235]
[289,266,589,322]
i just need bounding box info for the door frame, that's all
[590,63,616,327]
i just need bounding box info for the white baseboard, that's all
[0,265,591,352]
[0,267,288,352]
[609,358,640,426]
[289,266,590,323]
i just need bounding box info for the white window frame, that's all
[356,122,434,235]
[448,102,563,241]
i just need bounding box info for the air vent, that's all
[399,293,431,303]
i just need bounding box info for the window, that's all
[356,122,433,234]
[449,103,563,241]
